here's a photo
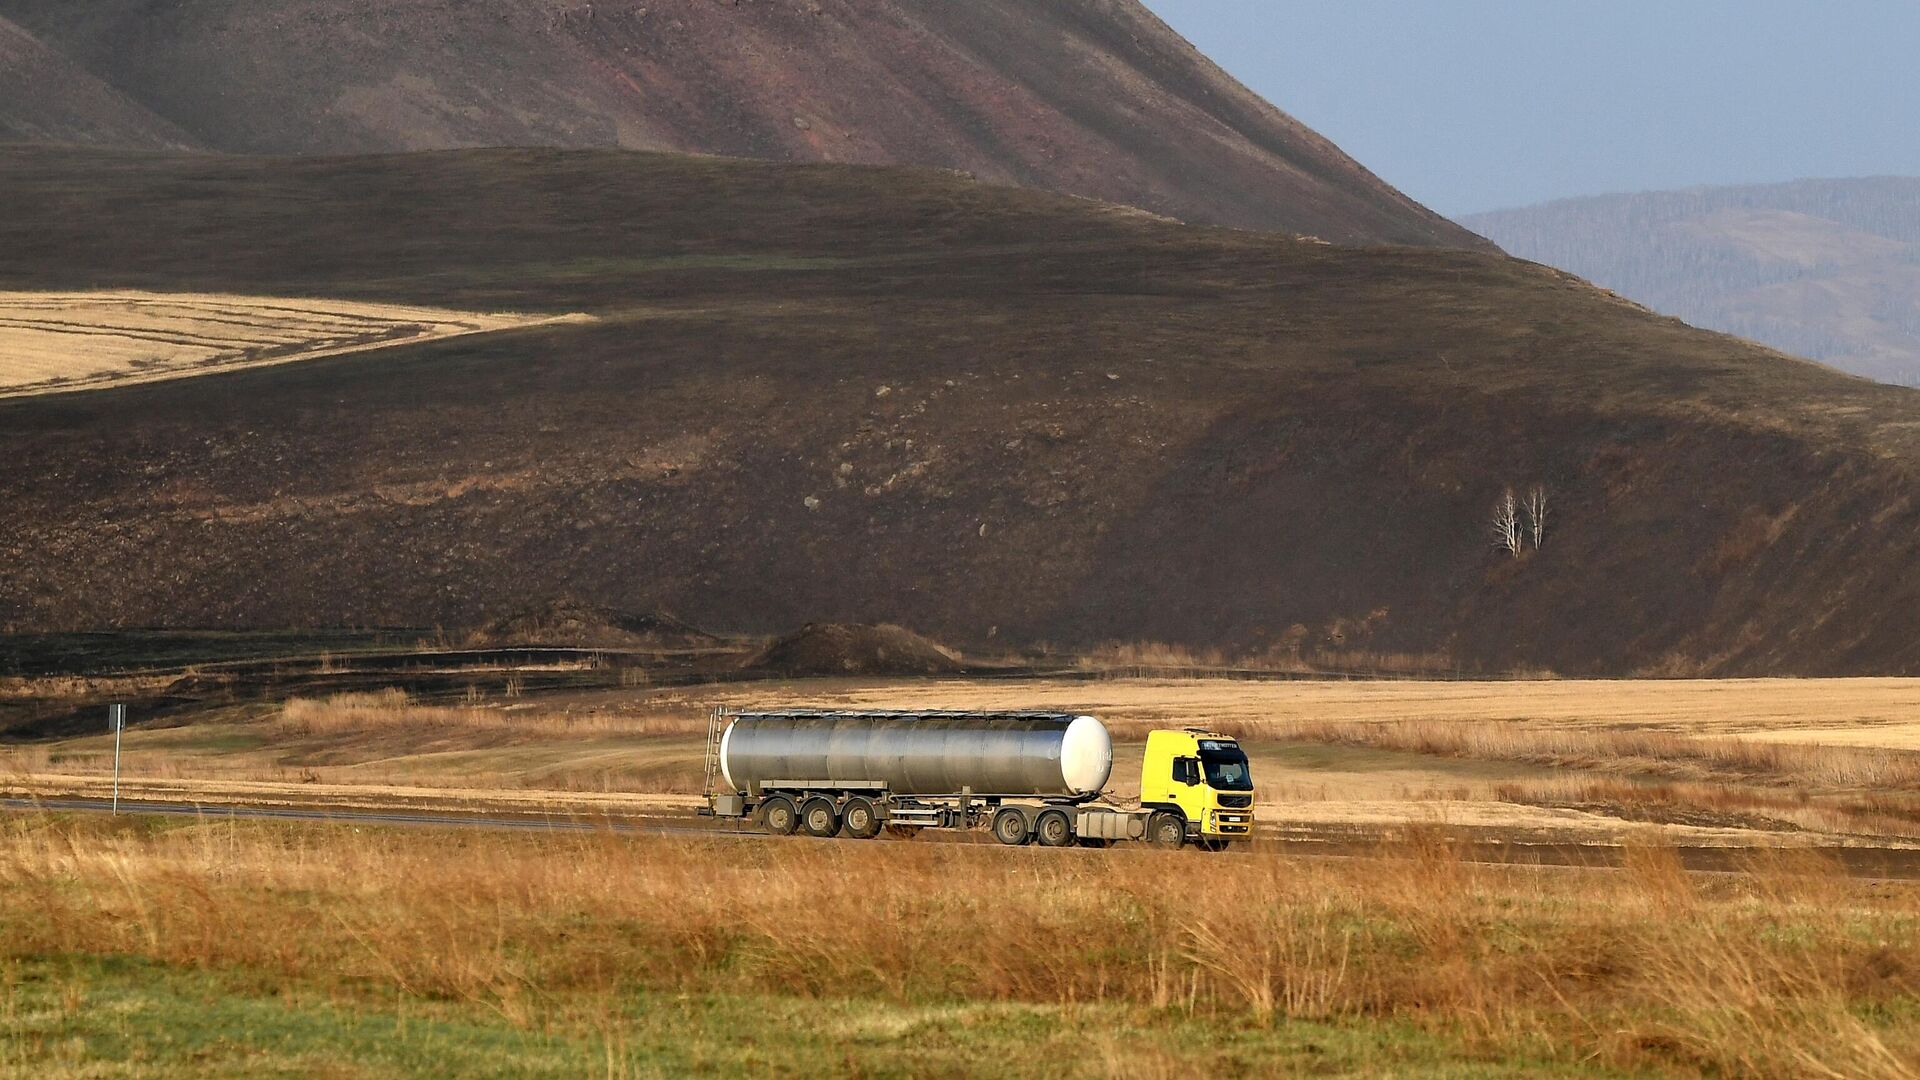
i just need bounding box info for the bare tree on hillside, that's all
[1490,488,1522,557]
[1523,485,1549,549]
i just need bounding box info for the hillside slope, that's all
[0,0,1485,249]
[2,148,1919,675]
[0,16,197,149]
[1466,179,1920,386]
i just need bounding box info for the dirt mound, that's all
[0,0,1485,250]
[747,624,963,677]
[474,601,719,651]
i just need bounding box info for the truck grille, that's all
[1217,794,1252,808]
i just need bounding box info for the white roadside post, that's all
[109,703,126,814]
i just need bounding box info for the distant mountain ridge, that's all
[1465,178,1920,386]
[0,15,198,149]
[0,0,1488,249]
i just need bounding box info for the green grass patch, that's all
[2,956,1603,1079]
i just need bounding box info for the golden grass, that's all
[2,688,717,798]
[1073,642,1262,676]
[705,675,1920,739]
[690,677,1920,841]
[257,689,706,793]
[1280,718,1920,790]
[1300,649,1463,676]
[1068,642,1456,678]
[0,673,181,699]
[1494,776,1920,840]
[16,677,1920,845]
[0,291,589,398]
[276,688,698,738]
[1,817,1915,1077]
[1742,723,1920,751]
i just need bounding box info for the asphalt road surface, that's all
[9,795,1920,879]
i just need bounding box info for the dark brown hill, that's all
[472,601,721,651]
[746,624,963,678]
[0,0,1485,249]
[0,16,197,149]
[2,148,1919,676]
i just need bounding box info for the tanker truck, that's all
[701,709,1253,849]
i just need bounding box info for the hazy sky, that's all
[1142,1,1920,216]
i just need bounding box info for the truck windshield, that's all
[1200,748,1252,791]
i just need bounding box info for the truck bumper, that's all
[1208,809,1253,836]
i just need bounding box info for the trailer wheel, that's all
[840,797,882,840]
[990,807,1031,846]
[1148,811,1186,849]
[800,796,841,837]
[1034,808,1074,848]
[760,796,799,836]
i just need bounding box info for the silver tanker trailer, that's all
[701,709,1254,849]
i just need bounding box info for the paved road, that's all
[9,796,1920,879]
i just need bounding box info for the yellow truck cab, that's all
[1140,728,1254,849]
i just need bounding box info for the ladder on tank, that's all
[701,707,727,800]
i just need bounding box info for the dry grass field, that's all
[7,675,1920,1074]
[0,291,580,397]
[2,815,1917,1077]
[10,676,1920,847]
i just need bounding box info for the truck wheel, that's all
[1148,811,1186,849]
[1034,808,1074,848]
[840,797,882,839]
[991,807,1031,846]
[800,796,841,838]
[760,796,798,836]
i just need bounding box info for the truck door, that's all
[1170,755,1209,821]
